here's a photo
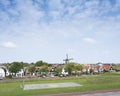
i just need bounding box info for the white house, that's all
[61,68,68,76]
[0,68,5,79]
[16,69,24,77]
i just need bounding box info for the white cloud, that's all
[2,42,17,48]
[83,37,96,44]
[0,0,120,63]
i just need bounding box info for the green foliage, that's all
[6,75,12,79]
[90,69,94,74]
[55,67,62,75]
[65,62,83,75]
[112,64,120,71]
[35,60,48,66]
[20,62,29,67]
[28,66,35,74]
[9,62,23,75]
[40,65,48,72]
[74,64,83,71]
[65,62,75,75]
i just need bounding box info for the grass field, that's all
[0,72,120,96]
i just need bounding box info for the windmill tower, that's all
[63,54,73,64]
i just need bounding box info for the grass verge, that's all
[0,72,120,96]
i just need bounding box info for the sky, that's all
[0,0,120,64]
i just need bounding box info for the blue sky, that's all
[0,0,120,64]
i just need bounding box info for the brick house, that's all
[102,64,111,72]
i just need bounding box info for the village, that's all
[0,60,120,80]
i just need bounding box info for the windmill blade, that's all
[68,58,73,60]
[63,54,73,64]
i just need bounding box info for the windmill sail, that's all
[63,54,73,64]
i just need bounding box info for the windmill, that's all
[63,54,73,64]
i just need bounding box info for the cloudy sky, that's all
[0,0,120,64]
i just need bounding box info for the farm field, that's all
[0,72,120,96]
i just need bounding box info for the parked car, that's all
[40,73,47,78]
[58,73,63,77]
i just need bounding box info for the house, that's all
[0,67,5,79]
[82,63,109,74]
[0,65,10,78]
[16,69,24,77]
[102,64,111,72]
[82,64,91,74]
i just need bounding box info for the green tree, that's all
[28,66,35,75]
[65,62,75,75]
[40,65,48,72]
[112,64,120,71]
[20,62,29,67]
[55,67,62,75]
[35,60,48,66]
[9,62,23,76]
[90,68,94,74]
[74,64,83,75]
[74,64,83,71]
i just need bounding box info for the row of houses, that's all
[82,63,114,74]
[0,63,117,79]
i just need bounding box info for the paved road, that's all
[78,91,120,96]
[46,89,120,96]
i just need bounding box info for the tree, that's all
[28,66,35,75]
[74,64,83,75]
[112,64,120,72]
[55,67,62,75]
[9,62,23,76]
[40,65,48,77]
[90,68,94,74]
[20,62,29,67]
[40,65,48,73]
[74,64,83,71]
[65,62,75,75]
[35,60,48,66]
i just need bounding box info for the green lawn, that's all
[0,72,120,96]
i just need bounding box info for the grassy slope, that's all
[0,72,120,96]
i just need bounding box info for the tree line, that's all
[4,61,83,77]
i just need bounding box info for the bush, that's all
[6,75,12,79]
